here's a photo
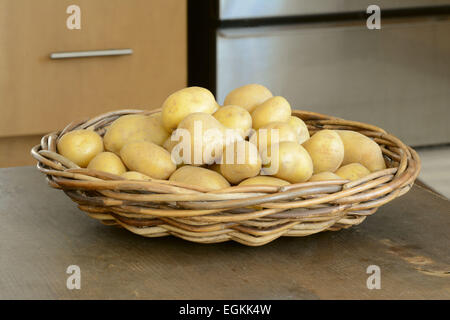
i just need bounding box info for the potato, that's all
[87,151,126,175]
[238,176,290,186]
[335,163,370,181]
[121,171,151,181]
[161,87,218,132]
[336,130,386,172]
[251,96,292,130]
[120,141,176,179]
[302,130,344,174]
[57,129,104,167]
[104,114,169,154]
[309,171,342,182]
[208,163,222,173]
[220,140,262,184]
[262,141,313,183]
[287,116,310,144]
[175,112,230,165]
[169,166,230,190]
[251,121,298,151]
[223,84,273,112]
[213,105,252,138]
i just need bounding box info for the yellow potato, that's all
[120,141,176,179]
[169,165,230,190]
[121,171,151,181]
[175,112,229,165]
[251,121,298,151]
[336,130,386,172]
[309,171,342,182]
[335,163,370,181]
[161,87,218,132]
[238,176,290,186]
[262,141,313,183]
[220,140,262,184]
[57,129,104,167]
[287,116,310,144]
[223,84,273,112]
[104,114,169,154]
[251,96,292,130]
[302,129,344,174]
[87,152,126,175]
[214,105,252,138]
[208,163,222,173]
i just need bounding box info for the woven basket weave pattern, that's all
[31,109,421,246]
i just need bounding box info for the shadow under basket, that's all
[31,109,421,246]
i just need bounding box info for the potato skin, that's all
[121,171,151,181]
[57,129,104,167]
[251,96,292,130]
[238,176,290,186]
[220,140,262,184]
[120,141,176,180]
[214,105,252,138]
[262,141,313,183]
[104,114,169,155]
[302,130,344,174]
[223,84,273,112]
[335,163,370,181]
[169,166,230,190]
[252,121,298,151]
[87,152,126,175]
[308,171,342,182]
[336,130,386,172]
[287,116,310,144]
[161,87,218,132]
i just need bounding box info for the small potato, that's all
[87,152,126,175]
[287,116,310,144]
[214,105,252,138]
[220,140,262,184]
[169,166,230,190]
[161,87,218,132]
[121,171,151,181]
[120,141,176,180]
[238,176,290,186]
[57,129,104,167]
[251,96,292,130]
[104,114,169,154]
[335,163,370,181]
[223,84,273,112]
[302,129,344,174]
[251,121,298,151]
[262,141,313,183]
[309,171,342,182]
[336,130,386,172]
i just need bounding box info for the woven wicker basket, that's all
[31,109,421,246]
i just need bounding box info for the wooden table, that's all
[0,167,449,299]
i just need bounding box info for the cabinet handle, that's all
[50,49,133,59]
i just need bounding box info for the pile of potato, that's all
[57,84,386,190]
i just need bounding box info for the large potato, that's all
[251,121,298,151]
[335,163,370,181]
[161,87,218,132]
[121,171,151,181]
[302,130,344,174]
[262,141,313,183]
[169,166,230,190]
[238,176,290,186]
[213,105,252,138]
[223,84,272,112]
[336,130,386,172]
[57,129,103,167]
[87,151,126,175]
[120,141,176,179]
[104,114,169,154]
[288,116,310,144]
[220,140,262,184]
[251,96,292,130]
[309,171,342,182]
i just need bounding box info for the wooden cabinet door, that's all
[0,0,186,137]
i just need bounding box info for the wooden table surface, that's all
[0,167,449,299]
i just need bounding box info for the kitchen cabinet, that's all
[0,0,186,166]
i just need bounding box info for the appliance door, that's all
[219,0,450,19]
[216,17,450,146]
